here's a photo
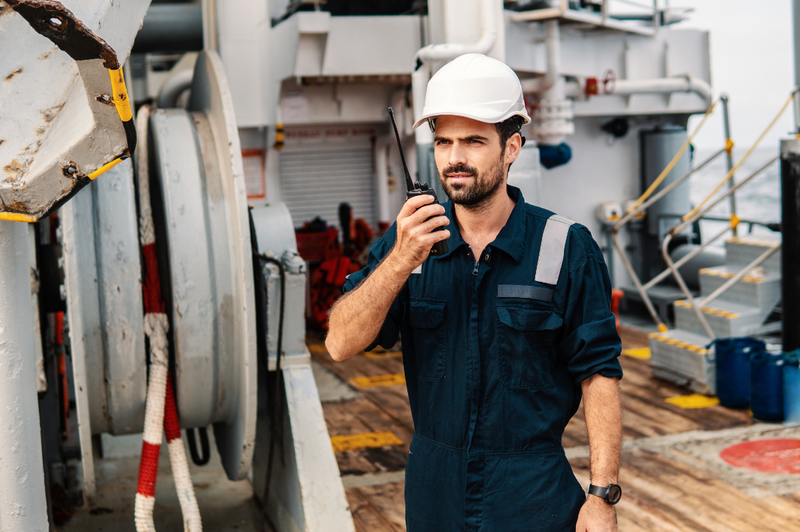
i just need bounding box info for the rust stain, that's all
[39,51,51,61]
[4,160,24,177]
[0,200,33,215]
[4,137,42,182]
[0,139,4,146]
[61,161,80,178]
[96,94,114,106]
[41,102,65,123]
[5,67,23,81]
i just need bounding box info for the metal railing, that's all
[661,156,780,338]
[660,88,796,339]
[610,99,724,332]
[613,88,796,336]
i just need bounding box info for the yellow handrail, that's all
[682,89,797,222]
[626,99,718,214]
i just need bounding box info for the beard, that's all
[439,151,506,210]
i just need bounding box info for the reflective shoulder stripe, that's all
[534,215,577,286]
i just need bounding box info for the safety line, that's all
[627,98,717,214]
[683,89,797,222]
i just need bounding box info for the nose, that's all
[447,141,468,168]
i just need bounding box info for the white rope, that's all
[142,314,169,445]
[136,105,156,246]
[168,439,203,532]
[134,493,156,532]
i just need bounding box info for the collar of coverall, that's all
[434,185,527,263]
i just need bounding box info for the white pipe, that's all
[157,68,194,108]
[413,0,498,147]
[610,75,713,106]
[520,20,560,94]
[414,0,497,63]
[375,137,391,223]
[0,221,49,532]
[413,63,433,146]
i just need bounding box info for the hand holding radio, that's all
[388,108,450,257]
[390,194,450,274]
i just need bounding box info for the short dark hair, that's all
[494,115,526,151]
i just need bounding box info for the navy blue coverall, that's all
[343,186,623,532]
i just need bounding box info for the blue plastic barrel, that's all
[750,350,784,422]
[784,350,800,424]
[713,337,765,409]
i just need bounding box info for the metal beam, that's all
[0,220,49,531]
[781,138,800,352]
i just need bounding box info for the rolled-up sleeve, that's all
[557,227,623,385]
[342,224,403,351]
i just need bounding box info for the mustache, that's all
[441,164,478,177]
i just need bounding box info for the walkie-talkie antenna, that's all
[388,107,416,191]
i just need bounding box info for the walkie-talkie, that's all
[388,108,449,256]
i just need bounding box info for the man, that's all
[326,53,623,532]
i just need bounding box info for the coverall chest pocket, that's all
[496,304,563,391]
[409,299,447,382]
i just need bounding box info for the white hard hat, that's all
[413,53,531,130]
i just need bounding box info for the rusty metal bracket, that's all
[0,0,149,222]
[7,0,119,68]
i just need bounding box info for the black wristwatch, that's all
[588,483,622,505]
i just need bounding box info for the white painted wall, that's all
[537,116,657,289]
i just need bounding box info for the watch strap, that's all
[588,483,622,505]
[587,484,609,499]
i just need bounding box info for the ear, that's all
[504,133,522,166]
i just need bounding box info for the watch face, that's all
[606,484,622,505]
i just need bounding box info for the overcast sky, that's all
[677,0,795,150]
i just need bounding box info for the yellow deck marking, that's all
[349,374,406,388]
[330,431,404,453]
[622,348,651,359]
[306,343,328,356]
[364,350,402,359]
[664,394,720,409]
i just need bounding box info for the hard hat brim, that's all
[412,110,532,130]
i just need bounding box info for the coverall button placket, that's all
[464,253,491,531]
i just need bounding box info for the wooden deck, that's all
[309,326,800,531]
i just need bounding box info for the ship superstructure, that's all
[0,1,798,530]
